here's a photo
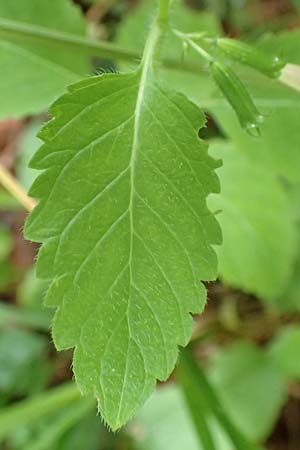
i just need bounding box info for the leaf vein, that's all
[133,230,187,343]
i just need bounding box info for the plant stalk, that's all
[158,0,171,23]
[0,163,36,212]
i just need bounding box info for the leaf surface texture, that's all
[25,69,220,428]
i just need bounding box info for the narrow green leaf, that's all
[178,353,217,450]
[0,0,87,72]
[178,349,264,450]
[0,0,88,117]
[24,62,220,427]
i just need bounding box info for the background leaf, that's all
[208,140,296,300]
[0,0,89,118]
[131,385,201,450]
[209,341,286,442]
[16,120,43,190]
[0,328,50,397]
[269,326,300,380]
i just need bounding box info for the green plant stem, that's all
[0,17,201,75]
[179,358,217,450]
[186,38,214,62]
[0,301,51,331]
[147,0,172,64]
[158,0,171,23]
[173,29,214,63]
[178,349,265,450]
[0,383,84,441]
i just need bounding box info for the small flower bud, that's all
[216,38,285,78]
[211,61,264,135]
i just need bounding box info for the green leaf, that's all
[208,140,296,300]
[292,0,300,13]
[16,120,44,190]
[0,0,88,118]
[133,383,236,450]
[179,349,263,450]
[22,398,94,450]
[209,341,286,442]
[178,352,219,450]
[24,68,220,429]
[269,326,300,380]
[0,328,50,397]
[278,254,300,312]
[0,301,51,331]
[132,385,202,450]
[0,382,80,442]
[272,184,300,311]
[56,411,103,450]
[17,267,49,312]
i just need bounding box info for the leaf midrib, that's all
[115,19,166,423]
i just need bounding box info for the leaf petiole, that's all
[173,29,214,63]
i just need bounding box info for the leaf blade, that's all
[25,70,220,429]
